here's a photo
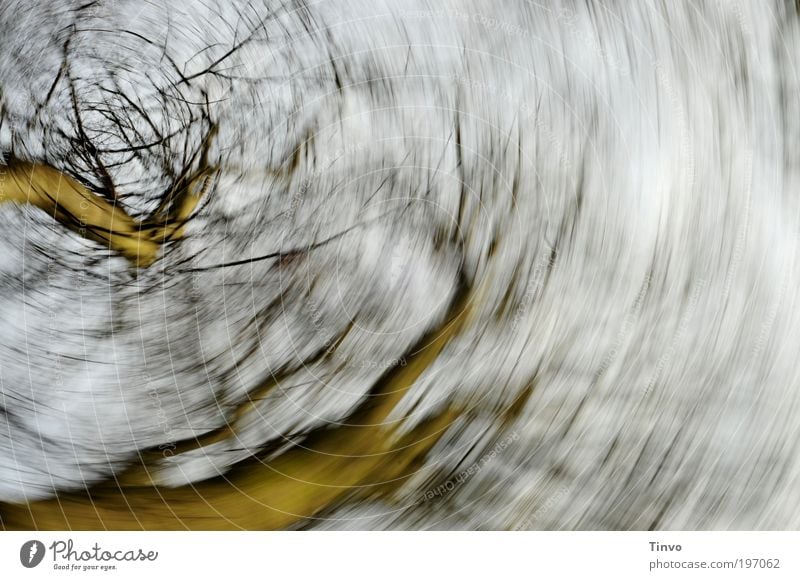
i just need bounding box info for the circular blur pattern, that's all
[1,1,800,530]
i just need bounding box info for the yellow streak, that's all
[0,161,208,267]
[0,287,471,530]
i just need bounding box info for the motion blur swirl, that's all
[1,0,800,530]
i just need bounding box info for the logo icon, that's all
[20,540,46,568]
